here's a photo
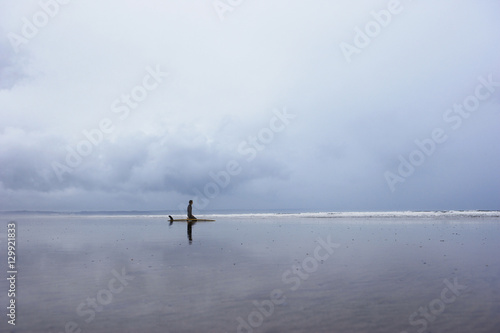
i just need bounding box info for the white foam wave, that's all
[206,210,500,219]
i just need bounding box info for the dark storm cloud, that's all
[0,127,291,201]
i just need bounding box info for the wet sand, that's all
[1,214,499,332]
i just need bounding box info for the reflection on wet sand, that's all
[187,221,196,244]
[5,214,500,333]
[169,219,198,244]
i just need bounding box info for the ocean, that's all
[1,211,499,332]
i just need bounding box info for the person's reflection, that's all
[187,221,197,244]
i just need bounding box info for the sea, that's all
[1,210,499,333]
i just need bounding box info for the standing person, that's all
[187,200,196,219]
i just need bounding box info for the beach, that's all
[1,212,499,332]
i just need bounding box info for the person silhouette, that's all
[187,200,196,219]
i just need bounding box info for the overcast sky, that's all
[1,0,499,213]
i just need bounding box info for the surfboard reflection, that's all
[168,216,215,245]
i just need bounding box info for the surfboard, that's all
[168,215,215,222]
[170,219,215,222]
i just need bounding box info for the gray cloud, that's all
[0,1,499,212]
[0,36,26,90]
